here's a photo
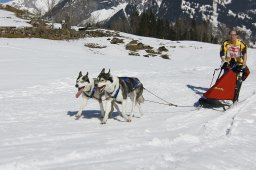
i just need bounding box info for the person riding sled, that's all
[199,30,251,109]
[216,30,251,103]
[220,30,250,81]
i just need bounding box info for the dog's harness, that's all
[106,77,141,100]
[113,85,120,98]
[119,77,141,93]
[83,86,96,98]
[106,84,120,100]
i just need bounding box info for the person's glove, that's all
[221,61,229,68]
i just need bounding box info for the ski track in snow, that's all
[0,34,256,170]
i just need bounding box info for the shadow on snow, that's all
[67,110,120,119]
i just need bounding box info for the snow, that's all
[46,22,62,29]
[156,0,162,8]
[1,11,256,170]
[0,9,31,27]
[80,3,128,26]
[181,1,196,18]
[219,0,232,5]
[4,0,62,14]
[211,0,218,27]
[228,10,236,17]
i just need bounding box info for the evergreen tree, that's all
[121,11,216,44]
[129,11,140,34]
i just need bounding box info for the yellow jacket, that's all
[220,38,247,64]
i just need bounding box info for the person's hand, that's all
[242,63,247,68]
[221,61,229,68]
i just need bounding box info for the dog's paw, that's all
[127,117,132,122]
[75,115,81,120]
[101,121,106,124]
[108,113,112,119]
[101,118,108,124]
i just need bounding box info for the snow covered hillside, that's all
[80,3,128,26]
[0,9,31,27]
[4,0,61,14]
[1,31,256,170]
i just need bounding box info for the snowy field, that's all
[1,9,256,170]
[1,33,256,170]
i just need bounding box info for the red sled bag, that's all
[203,70,237,100]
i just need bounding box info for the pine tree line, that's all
[107,11,218,44]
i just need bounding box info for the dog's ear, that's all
[106,69,111,77]
[101,68,105,73]
[86,72,89,83]
[77,71,82,79]
[107,69,112,82]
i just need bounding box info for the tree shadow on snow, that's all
[67,110,120,120]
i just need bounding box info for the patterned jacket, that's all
[220,38,247,64]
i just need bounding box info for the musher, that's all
[220,30,250,81]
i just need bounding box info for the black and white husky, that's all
[96,68,144,124]
[75,71,105,120]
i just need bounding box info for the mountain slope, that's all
[0,8,31,27]
[50,0,256,45]
[4,0,62,14]
[4,0,256,45]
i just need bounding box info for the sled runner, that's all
[199,63,249,110]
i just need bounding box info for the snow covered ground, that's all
[0,9,31,27]
[1,34,256,170]
[1,10,256,170]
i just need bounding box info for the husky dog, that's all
[75,71,120,121]
[96,68,144,124]
[75,71,106,120]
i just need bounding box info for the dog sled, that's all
[199,62,250,111]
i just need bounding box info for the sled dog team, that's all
[75,68,144,124]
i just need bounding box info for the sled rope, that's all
[143,87,193,108]
[144,99,177,106]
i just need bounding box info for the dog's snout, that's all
[75,84,78,88]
